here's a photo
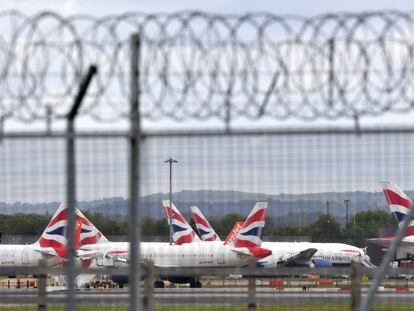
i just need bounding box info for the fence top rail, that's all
[3,126,414,138]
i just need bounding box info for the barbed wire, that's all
[1,10,414,123]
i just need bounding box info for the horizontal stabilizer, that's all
[231,246,272,259]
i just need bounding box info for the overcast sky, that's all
[1,1,414,204]
[1,132,414,203]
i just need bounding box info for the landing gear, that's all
[154,280,165,288]
[189,280,202,288]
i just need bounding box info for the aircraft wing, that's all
[230,247,254,257]
[277,248,318,267]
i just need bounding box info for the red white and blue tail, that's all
[232,202,268,249]
[36,202,69,258]
[191,206,221,242]
[381,181,414,236]
[36,202,108,258]
[75,209,109,247]
[162,200,200,244]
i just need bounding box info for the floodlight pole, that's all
[165,158,177,245]
[344,199,350,230]
[326,201,330,217]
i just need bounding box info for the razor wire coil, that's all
[1,10,414,122]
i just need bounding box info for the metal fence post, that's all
[351,260,361,311]
[66,65,97,311]
[38,259,47,311]
[129,33,141,311]
[247,258,256,311]
[143,262,154,311]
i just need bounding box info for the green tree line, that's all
[0,210,395,247]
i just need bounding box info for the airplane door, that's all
[22,247,30,265]
[217,249,225,265]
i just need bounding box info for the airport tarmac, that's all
[0,288,414,305]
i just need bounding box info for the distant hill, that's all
[0,189,402,227]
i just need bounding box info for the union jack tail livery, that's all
[36,202,108,258]
[75,209,109,247]
[37,202,69,258]
[381,181,414,236]
[232,202,268,249]
[162,200,200,245]
[190,206,221,242]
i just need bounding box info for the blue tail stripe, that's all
[198,228,209,236]
[393,211,408,223]
[241,227,263,238]
[172,224,187,233]
[81,228,91,233]
[46,226,65,236]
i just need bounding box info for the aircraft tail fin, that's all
[223,222,244,245]
[75,208,109,246]
[37,202,69,257]
[232,202,268,248]
[36,202,108,258]
[381,181,414,236]
[162,200,200,244]
[190,206,221,242]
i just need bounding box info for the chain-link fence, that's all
[0,10,414,311]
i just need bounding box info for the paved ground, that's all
[0,287,414,305]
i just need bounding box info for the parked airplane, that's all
[189,205,373,268]
[77,202,272,287]
[170,203,318,266]
[368,181,414,254]
[259,242,373,268]
[0,202,89,269]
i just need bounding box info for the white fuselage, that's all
[399,236,414,254]
[81,242,253,268]
[0,244,62,267]
[260,242,366,267]
[80,240,369,268]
